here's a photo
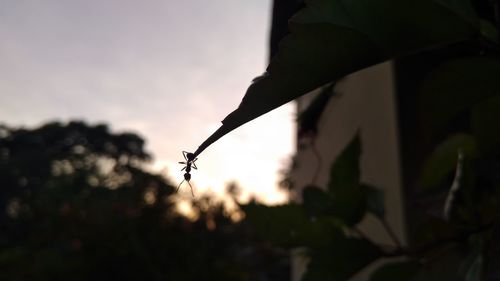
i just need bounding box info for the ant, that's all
[177,151,197,196]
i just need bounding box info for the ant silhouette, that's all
[177,151,197,196]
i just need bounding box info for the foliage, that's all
[0,121,288,281]
[191,4,500,274]
[244,135,385,280]
[244,127,500,279]
[180,0,500,279]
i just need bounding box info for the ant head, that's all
[186,152,195,161]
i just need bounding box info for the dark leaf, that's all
[242,203,341,248]
[330,185,367,226]
[323,134,365,226]
[192,0,478,157]
[302,237,381,281]
[420,134,477,190]
[302,185,334,217]
[303,184,367,226]
[329,133,361,190]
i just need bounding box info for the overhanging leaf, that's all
[191,0,478,157]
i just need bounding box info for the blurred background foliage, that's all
[239,0,500,280]
[0,121,289,281]
[246,127,500,280]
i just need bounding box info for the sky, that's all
[0,0,295,204]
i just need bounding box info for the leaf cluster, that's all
[244,122,500,280]
[243,135,390,280]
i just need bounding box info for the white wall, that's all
[291,61,406,281]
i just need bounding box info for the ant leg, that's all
[191,162,197,170]
[181,166,186,171]
[182,151,189,161]
[176,180,185,193]
[187,181,195,197]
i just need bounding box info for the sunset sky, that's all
[0,1,295,204]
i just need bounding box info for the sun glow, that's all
[153,102,295,205]
[1,0,295,208]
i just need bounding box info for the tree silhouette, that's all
[0,121,288,281]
